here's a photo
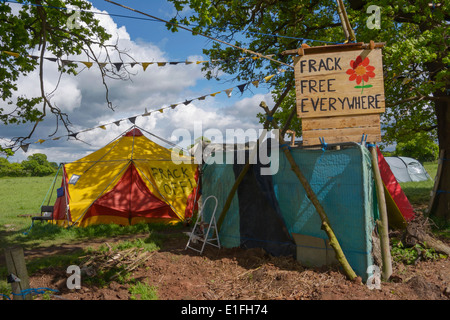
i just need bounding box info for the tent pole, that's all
[369,145,392,281]
[260,101,358,281]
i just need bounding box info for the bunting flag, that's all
[1,50,283,72]
[81,61,93,69]
[114,63,123,71]
[237,84,247,93]
[20,144,29,153]
[142,62,152,71]
[20,64,289,149]
[143,108,151,116]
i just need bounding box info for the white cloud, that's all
[1,2,275,164]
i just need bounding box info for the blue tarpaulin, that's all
[201,143,378,281]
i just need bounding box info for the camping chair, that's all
[31,206,54,224]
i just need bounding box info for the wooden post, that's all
[4,247,31,300]
[216,82,293,231]
[368,145,392,281]
[427,149,445,214]
[260,101,358,281]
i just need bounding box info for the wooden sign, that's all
[293,45,385,146]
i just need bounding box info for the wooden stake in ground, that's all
[368,145,392,281]
[259,101,358,281]
[4,247,31,300]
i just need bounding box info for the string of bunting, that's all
[18,67,289,152]
[1,50,276,72]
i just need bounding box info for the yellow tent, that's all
[53,127,199,227]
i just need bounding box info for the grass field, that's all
[399,161,437,206]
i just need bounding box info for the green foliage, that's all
[129,282,158,300]
[165,0,448,146]
[0,153,56,177]
[0,0,113,154]
[0,157,25,177]
[395,132,439,162]
[391,239,447,265]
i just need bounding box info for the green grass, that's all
[398,160,437,206]
[129,281,158,300]
[0,176,56,229]
[398,160,449,237]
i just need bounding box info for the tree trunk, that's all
[428,59,450,221]
[433,96,450,220]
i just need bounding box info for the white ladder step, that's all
[185,195,221,255]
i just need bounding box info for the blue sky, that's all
[1,0,278,163]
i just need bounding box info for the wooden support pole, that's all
[216,82,293,231]
[260,101,358,281]
[368,145,392,281]
[336,0,356,42]
[4,247,31,300]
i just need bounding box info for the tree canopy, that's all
[165,0,449,218]
[0,153,57,177]
[0,0,128,152]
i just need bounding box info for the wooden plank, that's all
[294,48,385,119]
[282,42,385,56]
[302,125,381,139]
[303,134,381,146]
[302,120,381,145]
[302,114,380,131]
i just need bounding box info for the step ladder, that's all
[185,195,221,254]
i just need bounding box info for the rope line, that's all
[105,0,294,69]
[2,0,337,44]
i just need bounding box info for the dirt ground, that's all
[23,225,450,301]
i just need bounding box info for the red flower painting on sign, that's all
[346,56,375,93]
